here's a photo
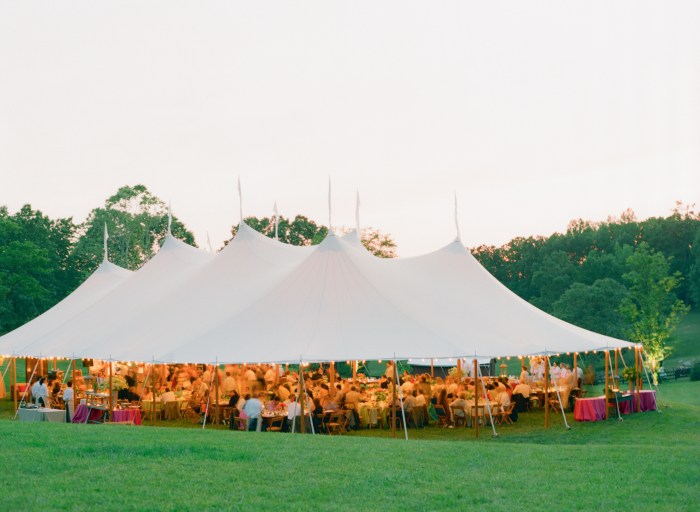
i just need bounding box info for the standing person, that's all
[62,381,75,422]
[242,392,263,431]
[32,377,50,407]
[519,365,530,384]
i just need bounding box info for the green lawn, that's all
[665,309,700,368]
[1,380,699,511]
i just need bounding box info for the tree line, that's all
[471,203,698,381]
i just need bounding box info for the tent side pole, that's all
[15,358,39,419]
[109,359,114,420]
[457,359,462,383]
[430,358,434,379]
[329,362,336,397]
[352,361,357,385]
[299,366,306,434]
[214,361,220,426]
[604,350,610,420]
[13,357,18,415]
[71,359,77,417]
[391,364,397,439]
[614,349,619,388]
[473,359,478,439]
[544,356,549,430]
[573,352,578,389]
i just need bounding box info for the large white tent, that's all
[0,220,634,364]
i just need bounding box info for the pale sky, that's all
[1,1,698,256]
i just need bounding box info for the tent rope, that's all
[300,368,315,435]
[13,358,41,419]
[476,363,498,437]
[606,351,623,421]
[547,358,571,429]
[394,359,408,441]
[201,364,217,430]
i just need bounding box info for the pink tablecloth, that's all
[71,404,106,423]
[618,390,657,414]
[574,396,606,422]
[112,409,142,425]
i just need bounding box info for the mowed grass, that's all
[1,380,699,512]
[665,309,700,368]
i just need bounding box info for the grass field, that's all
[1,379,699,512]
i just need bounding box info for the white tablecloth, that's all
[18,408,66,423]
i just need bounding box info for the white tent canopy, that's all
[1,222,634,364]
[4,235,214,359]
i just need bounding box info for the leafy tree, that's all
[529,250,578,312]
[688,230,700,306]
[619,243,690,384]
[70,185,196,274]
[0,206,79,334]
[552,278,629,338]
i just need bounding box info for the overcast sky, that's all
[1,1,698,255]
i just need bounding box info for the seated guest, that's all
[161,388,176,403]
[286,394,302,432]
[265,395,280,412]
[512,381,531,398]
[449,393,468,422]
[415,391,427,407]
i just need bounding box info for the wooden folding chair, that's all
[450,406,467,428]
[434,404,450,428]
[499,402,515,425]
[268,416,285,432]
[326,411,348,435]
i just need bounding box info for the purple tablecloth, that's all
[71,404,106,423]
[112,408,142,425]
[574,396,606,422]
[618,390,657,414]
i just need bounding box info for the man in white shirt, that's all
[62,381,75,421]
[222,372,237,394]
[161,388,176,403]
[31,378,50,407]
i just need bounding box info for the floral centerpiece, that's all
[622,367,639,392]
[98,375,128,391]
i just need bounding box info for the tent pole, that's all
[53,357,57,371]
[544,356,550,430]
[329,362,336,398]
[300,368,315,435]
[573,352,578,389]
[606,350,622,421]
[299,364,306,434]
[636,347,642,412]
[12,357,18,415]
[457,359,462,384]
[71,358,77,417]
[604,351,610,420]
[430,358,434,379]
[152,363,157,427]
[214,360,220,426]
[352,361,357,385]
[473,359,479,438]
[614,349,619,388]
[391,363,397,439]
[109,358,114,420]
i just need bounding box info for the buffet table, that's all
[618,390,657,414]
[18,407,66,423]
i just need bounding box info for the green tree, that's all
[619,243,690,384]
[70,185,196,274]
[552,278,629,338]
[0,206,79,334]
[529,250,579,312]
